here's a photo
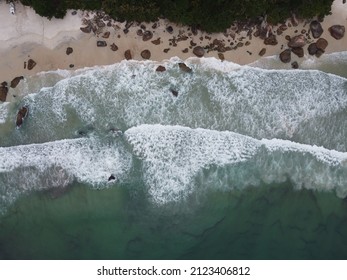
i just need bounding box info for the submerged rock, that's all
[108,175,116,181]
[178,62,192,73]
[328,25,345,40]
[16,106,28,127]
[156,65,166,72]
[10,76,24,88]
[170,89,178,97]
[310,21,324,38]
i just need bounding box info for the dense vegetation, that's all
[18,0,334,32]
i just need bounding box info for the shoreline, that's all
[0,1,347,97]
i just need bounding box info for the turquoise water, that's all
[0,55,347,259]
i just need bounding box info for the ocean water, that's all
[0,54,347,259]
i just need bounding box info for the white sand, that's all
[0,0,346,92]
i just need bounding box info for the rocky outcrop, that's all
[156,65,166,72]
[178,63,192,73]
[16,106,28,127]
[193,46,205,57]
[141,49,151,59]
[124,49,132,60]
[66,47,73,55]
[108,175,116,181]
[142,31,153,41]
[291,47,304,58]
[316,38,328,51]
[328,25,345,40]
[259,48,266,56]
[0,83,8,102]
[10,76,24,88]
[310,21,324,38]
[170,89,178,97]
[264,35,278,45]
[27,59,36,70]
[288,35,306,48]
[279,49,291,63]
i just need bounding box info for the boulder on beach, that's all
[291,47,304,58]
[142,31,153,41]
[291,61,299,69]
[178,63,192,73]
[66,47,73,55]
[27,59,36,70]
[308,43,318,55]
[97,41,107,47]
[156,65,166,72]
[310,21,324,38]
[124,49,132,60]
[166,26,174,34]
[288,34,306,48]
[110,43,118,51]
[137,29,143,36]
[10,76,24,88]
[328,25,345,40]
[316,38,328,50]
[218,53,225,61]
[259,48,266,56]
[141,49,151,59]
[80,25,92,33]
[16,106,28,127]
[264,35,278,45]
[193,46,205,57]
[0,84,8,102]
[102,31,110,39]
[279,49,291,63]
[151,38,161,45]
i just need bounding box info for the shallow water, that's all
[0,54,347,259]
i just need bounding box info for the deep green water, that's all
[0,55,347,259]
[1,181,347,259]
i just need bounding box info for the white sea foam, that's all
[0,137,132,212]
[0,103,8,124]
[125,124,347,203]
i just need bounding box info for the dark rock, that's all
[285,35,291,41]
[97,41,107,47]
[166,26,174,34]
[182,48,188,53]
[245,41,251,46]
[97,21,105,28]
[80,25,92,33]
[178,63,192,73]
[328,25,345,40]
[108,175,116,181]
[10,76,24,88]
[27,59,36,70]
[1,81,7,87]
[66,47,73,55]
[301,29,306,34]
[279,49,291,63]
[308,43,318,55]
[316,38,328,50]
[259,48,266,56]
[72,11,77,15]
[191,26,198,36]
[110,43,118,51]
[193,46,205,57]
[236,42,244,48]
[102,31,110,38]
[107,21,112,26]
[24,61,26,69]
[141,49,151,59]
[310,20,324,38]
[0,84,8,102]
[218,53,225,61]
[190,40,197,47]
[291,61,299,69]
[69,64,74,68]
[124,49,132,60]
[142,31,153,41]
[123,29,129,34]
[163,48,170,53]
[16,106,28,127]
[152,22,158,29]
[315,49,325,58]
[291,47,304,58]
[264,35,278,45]
[170,89,178,97]
[136,29,143,36]
[151,38,161,45]
[156,65,166,72]
[140,24,146,30]
[288,35,306,48]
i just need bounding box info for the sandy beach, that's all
[0,0,346,96]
